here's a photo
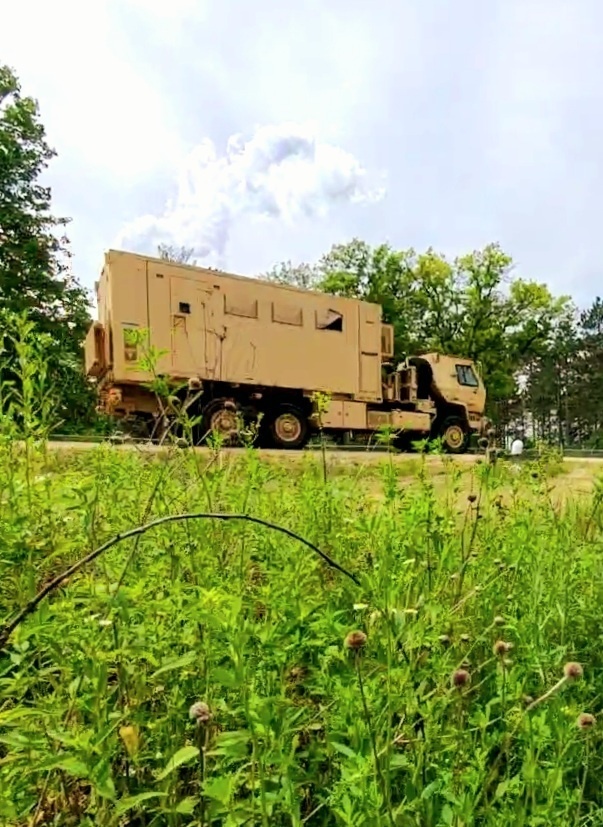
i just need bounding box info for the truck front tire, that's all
[267,405,309,449]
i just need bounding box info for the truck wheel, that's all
[201,398,239,445]
[440,417,469,454]
[268,405,309,449]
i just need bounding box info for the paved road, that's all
[46,440,474,461]
[44,441,603,464]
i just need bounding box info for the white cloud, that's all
[115,121,386,266]
[124,0,204,16]
[0,0,185,182]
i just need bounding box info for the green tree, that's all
[262,259,320,290]
[453,248,571,404]
[0,64,92,427]
[575,297,603,444]
[522,310,580,444]
[157,243,196,265]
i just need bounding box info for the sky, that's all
[2,0,603,309]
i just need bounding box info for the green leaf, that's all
[157,745,200,780]
[204,774,235,805]
[441,804,454,825]
[212,667,238,687]
[175,797,197,814]
[151,651,198,678]
[93,775,117,801]
[40,756,90,778]
[206,730,250,760]
[330,741,356,759]
[116,792,167,815]
[389,754,410,769]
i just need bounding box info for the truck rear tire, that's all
[267,405,309,449]
[201,398,239,445]
[440,416,469,454]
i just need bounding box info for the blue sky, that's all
[2,0,603,309]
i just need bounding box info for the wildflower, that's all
[564,662,583,681]
[369,610,382,626]
[526,661,585,712]
[452,668,471,689]
[345,630,367,650]
[493,640,513,657]
[119,725,140,757]
[288,666,306,682]
[254,602,267,620]
[189,701,212,725]
[577,713,596,730]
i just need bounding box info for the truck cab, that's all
[382,352,487,452]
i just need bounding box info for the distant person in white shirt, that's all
[510,435,524,460]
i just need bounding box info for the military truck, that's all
[84,249,487,451]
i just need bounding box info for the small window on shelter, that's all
[224,294,258,318]
[456,364,479,387]
[179,301,191,314]
[272,302,303,326]
[316,308,343,332]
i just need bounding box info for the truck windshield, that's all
[456,364,479,387]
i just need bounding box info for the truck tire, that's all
[268,404,309,449]
[201,398,239,445]
[440,416,469,454]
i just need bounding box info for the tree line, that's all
[1,62,601,445]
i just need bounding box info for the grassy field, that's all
[2,439,603,826]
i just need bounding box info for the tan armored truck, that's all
[84,249,488,452]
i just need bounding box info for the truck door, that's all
[357,303,382,401]
[170,276,223,379]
